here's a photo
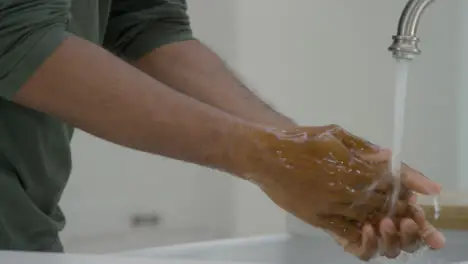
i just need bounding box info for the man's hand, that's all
[332,158,445,260]
[240,124,445,261]
[376,161,445,258]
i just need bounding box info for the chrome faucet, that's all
[388,0,436,60]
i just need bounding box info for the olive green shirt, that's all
[0,0,193,251]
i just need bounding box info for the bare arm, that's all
[14,36,257,176]
[134,40,296,128]
[103,1,293,127]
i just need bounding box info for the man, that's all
[0,0,444,260]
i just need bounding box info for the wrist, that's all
[274,117,297,129]
[226,123,284,186]
[218,120,261,177]
[257,113,297,130]
[217,118,295,185]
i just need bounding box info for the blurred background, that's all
[58,0,466,254]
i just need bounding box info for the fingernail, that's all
[423,185,441,195]
[431,232,446,249]
[429,189,439,196]
[383,224,395,234]
[422,226,446,250]
[430,183,442,193]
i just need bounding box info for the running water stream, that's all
[372,59,441,264]
[389,59,410,215]
[390,59,440,220]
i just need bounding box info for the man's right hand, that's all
[241,124,444,261]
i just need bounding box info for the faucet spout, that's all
[388,0,436,60]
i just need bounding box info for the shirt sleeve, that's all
[0,0,71,100]
[103,0,195,61]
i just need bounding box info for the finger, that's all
[401,163,441,195]
[354,151,413,202]
[361,174,412,201]
[326,204,368,223]
[400,218,422,253]
[318,137,379,186]
[318,127,389,189]
[399,186,414,202]
[330,125,381,154]
[355,224,379,261]
[361,175,391,193]
[379,218,401,258]
[309,130,354,164]
[357,153,442,196]
[329,202,394,225]
[392,199,413,218]
[365,192,411,217]
[318,215,362,244]
[379,181,413,210]
[325,221,378,262]
[359,148,391,163]
[356,150,441,196]
[347,150,399,195]
[411,204,446,249]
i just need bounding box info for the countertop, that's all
[417,191,468,230]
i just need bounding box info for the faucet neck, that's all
[397,0,435,36]
[388,0,436,60]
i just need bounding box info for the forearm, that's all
[134,40,296,128]
[14,36,257,176]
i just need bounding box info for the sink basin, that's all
[119,230,468,264]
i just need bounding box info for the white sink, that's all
[0,251,260,264]
[119,230,468,264]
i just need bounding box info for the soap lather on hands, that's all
[240,124,445,261]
